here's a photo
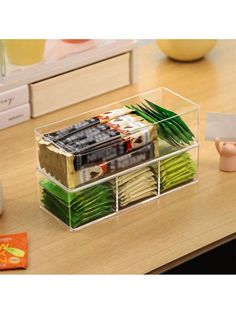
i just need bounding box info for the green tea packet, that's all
[159,152,196,191]
[40,179,115,228]
[126,99,194,148]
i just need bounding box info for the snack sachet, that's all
[160,152,196,191]
[117,167,157,208]
[40,179,115,228]
[0,232,28,270]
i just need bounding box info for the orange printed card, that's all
[0,232,28,270]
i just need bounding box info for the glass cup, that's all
[4,39,46,65]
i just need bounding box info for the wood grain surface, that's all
[0,40,236,274]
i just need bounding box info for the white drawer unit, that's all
[0,40,139,127]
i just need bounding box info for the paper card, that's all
[205,112,236,141]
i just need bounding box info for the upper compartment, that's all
[35,87,199,190]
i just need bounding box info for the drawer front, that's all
[0,103,30,130]
[30,53,131,117]
[0,85,29,113]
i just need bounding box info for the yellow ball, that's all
[157,39,217,62]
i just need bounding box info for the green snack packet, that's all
[127,99,194,148]
[159,152,196,192]
[41,179,115,228]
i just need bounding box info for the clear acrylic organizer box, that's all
[35,87,199,231]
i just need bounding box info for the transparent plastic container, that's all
[35,87,199,231]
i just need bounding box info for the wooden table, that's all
[1,40,236,274]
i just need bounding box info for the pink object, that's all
[45,40,96,61]
[215,137,236,172]
[62,39,91,44]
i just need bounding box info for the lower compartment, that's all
[37,146,198,231]
[39,178,116,230]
